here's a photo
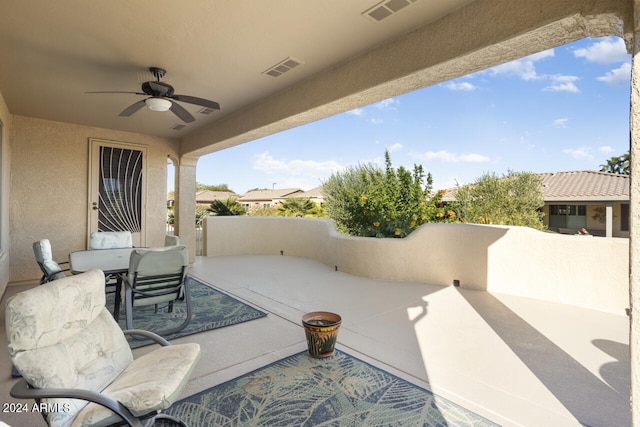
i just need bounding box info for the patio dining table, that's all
[69,247,135,318]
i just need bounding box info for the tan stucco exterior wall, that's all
[541,202,630,237]
[203,217,629,315]
[9,115,180,283]
[0,90,11,297]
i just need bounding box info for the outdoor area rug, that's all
[106,275,268,348]
[161,350,499,426]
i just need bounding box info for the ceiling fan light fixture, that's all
[145,97,172,111]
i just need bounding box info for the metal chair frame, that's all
[120,255,192,337]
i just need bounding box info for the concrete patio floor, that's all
[0,255,631,426]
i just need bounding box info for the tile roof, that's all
[195,190,240,203]
[539,170,629,201]
[237,188,303,201]
[297,186,324,198]
[440,170,629,202]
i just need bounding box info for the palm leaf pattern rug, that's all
[107,275,267,348]
[163,350,499,426]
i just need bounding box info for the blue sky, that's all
[184,36,631,194]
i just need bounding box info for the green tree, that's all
[600,152,630,175]
[323,151,455,238]
[207,198,245,216]
[453,171,545,230]
[196,182,236,192]
[278,197,317,217]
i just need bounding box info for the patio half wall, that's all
[203,217,629,315]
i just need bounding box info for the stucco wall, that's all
[203,216,629,314]
[0,90,10,297]
[10,116,179,283]
[541,203,630,237]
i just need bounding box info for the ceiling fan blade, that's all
[86,91,146,95]
[119,100,147,117]
[169,101,196,123]
[172,94,220,110]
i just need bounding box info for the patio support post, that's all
[175,155,198,263]
[606,202,614,238]
[630,3,640,422]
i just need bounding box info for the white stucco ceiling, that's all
[0,1,632,157]
[0,0,473,139]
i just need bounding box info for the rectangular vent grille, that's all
[263,57,302,78]
[198,107,217,115]
[363,0,418,22]
[172,124,187,131]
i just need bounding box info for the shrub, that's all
[323,151,455,238]
[453,171,545,230]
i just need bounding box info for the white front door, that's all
[88,138,147,247]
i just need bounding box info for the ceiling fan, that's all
[87,67,220,123]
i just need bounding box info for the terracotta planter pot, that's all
[302,311,342,358]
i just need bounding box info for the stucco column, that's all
[630,4,640,423]
[175,155,198,263]
[606,202,614,238]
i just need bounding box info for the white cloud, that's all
[386,143,403,152]
[346,108,365,117]
[552,118,569,128]
[253,151,344,177]
[599,146,614,154]
[490,49,554,81]
[562,146,593,160]
[370,118,384,125]
[545,75,580,93]
[597,62,631,86]
[410,150,490,163]
[446,81,477,91]
[374,98,399,109]
[573,37,629,64]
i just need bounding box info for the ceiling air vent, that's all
[172,124,187,131]
[363,0,419,22]
[263,57,302,78]
[198,107,217,115]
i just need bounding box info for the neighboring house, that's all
[441,170,629,238]
[290,186,325,207]
[538,171,629,238]
[195,190,241,206]
[237,188,304,212]
[167,190,240,208]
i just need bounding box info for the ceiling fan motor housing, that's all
[142,81,174,97]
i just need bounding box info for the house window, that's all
[622,203,629,232]
[242,203,249,211]
[263,203,270,208]
[549,204,586,228]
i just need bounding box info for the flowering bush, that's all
[323,151,455,238]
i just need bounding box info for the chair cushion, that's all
[33,239,66,280]
[7,269,108,352]
[164,234,182,246]
[127,246,188,306]
[71,343,201,427]
[90,231,133,250]
[7,270,134,427]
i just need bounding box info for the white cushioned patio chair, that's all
[32,239,70,284]
[121,246,192,337]
[7,269,200,427]
[89,231,134,295]
[89,231,133,249]
[164,234,182,247]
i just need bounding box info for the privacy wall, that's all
[204,217,629,315]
